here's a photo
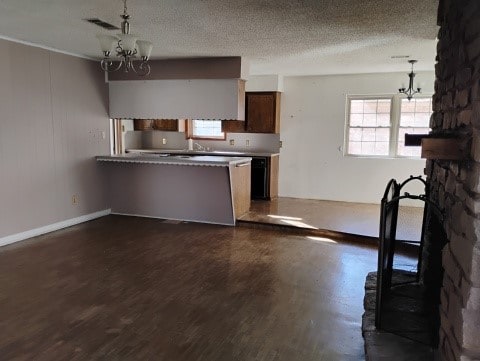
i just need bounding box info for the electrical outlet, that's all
[229,139,235,146]
[72,195,78,205]
[101,131,106,139]
[246,139,250,147]
[279,141,283,148]
[162,138,167,145]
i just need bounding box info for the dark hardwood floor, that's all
[0,215,407,360]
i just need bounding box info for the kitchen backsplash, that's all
[125,130,281,153]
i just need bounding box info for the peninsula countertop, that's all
[96,152,252,226]
[96,153,252,167]
[125,148,280,158]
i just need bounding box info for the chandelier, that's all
[399,60,421,101]
[96,0,152,76]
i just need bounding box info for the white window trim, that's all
[344,94,433,159]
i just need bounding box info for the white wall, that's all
[246,75,284,92]
[278,71,434,204]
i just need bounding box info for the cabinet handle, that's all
[235,163,250,168]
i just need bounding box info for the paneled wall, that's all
[0,38,110,240]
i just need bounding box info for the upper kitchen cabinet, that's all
[221,120,246,133]
[109,79,245,120]
[246,92,281,134]
[133,119,154,130]
[154,119,183,131]
[133,119,185,131]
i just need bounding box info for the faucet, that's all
[194,143,205,151]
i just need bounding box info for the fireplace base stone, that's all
[363,271,435,361]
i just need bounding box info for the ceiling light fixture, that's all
[96,0,152,76]
[399,60,421,101]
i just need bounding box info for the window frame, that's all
[396,97,433,158]
[186,119,226,141]
[344,94,432,159]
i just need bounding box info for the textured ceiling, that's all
[0,0,439,76]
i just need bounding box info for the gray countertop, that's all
[96,153,252,167]
[126,148,279,158]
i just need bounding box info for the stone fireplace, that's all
[364,1,480,360]
[426,0,480,359]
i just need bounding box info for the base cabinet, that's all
[231,163,251,217]
[268,154,279,199]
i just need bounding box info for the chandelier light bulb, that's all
[96,0,152,76]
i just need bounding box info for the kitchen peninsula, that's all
[97,153,251,225]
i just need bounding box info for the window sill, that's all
[344,154,423,160]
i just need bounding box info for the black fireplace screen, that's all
[374,175,446,350]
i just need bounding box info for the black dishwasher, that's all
[251,157,268,199]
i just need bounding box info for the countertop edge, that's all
[96,155,252,167]
[126,149,280,157]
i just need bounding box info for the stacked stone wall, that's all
[429,1,480,359]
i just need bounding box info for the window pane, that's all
[363,113,377,126]
[362,142,375,155]
[350,113,363,126]
[349,128,362,141]
[364,100,377,113]
[415,98,432,112]
[346,98,392,157]
[362,128,376,141]
[401,99,416,112]
[400,113,415,126]
[375,142,389,156]
[397,97,433,157]
[414,113,430,127]
[376,128,390,142]
[348,141,362,155]
[377,113,390,127]
[192,119,224,138]
[398,144,422,157]
[350,100,364,113]
[377,100,391,113]
[397,127,430,156]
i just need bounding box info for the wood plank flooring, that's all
[239,197,424,242]
[0,215,413,360]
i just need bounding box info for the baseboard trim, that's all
[0,209,111,248]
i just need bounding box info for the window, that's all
[345,96,432,158]
[190,119,225,140]
[347,98,392,156]
[397,98,432,157]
